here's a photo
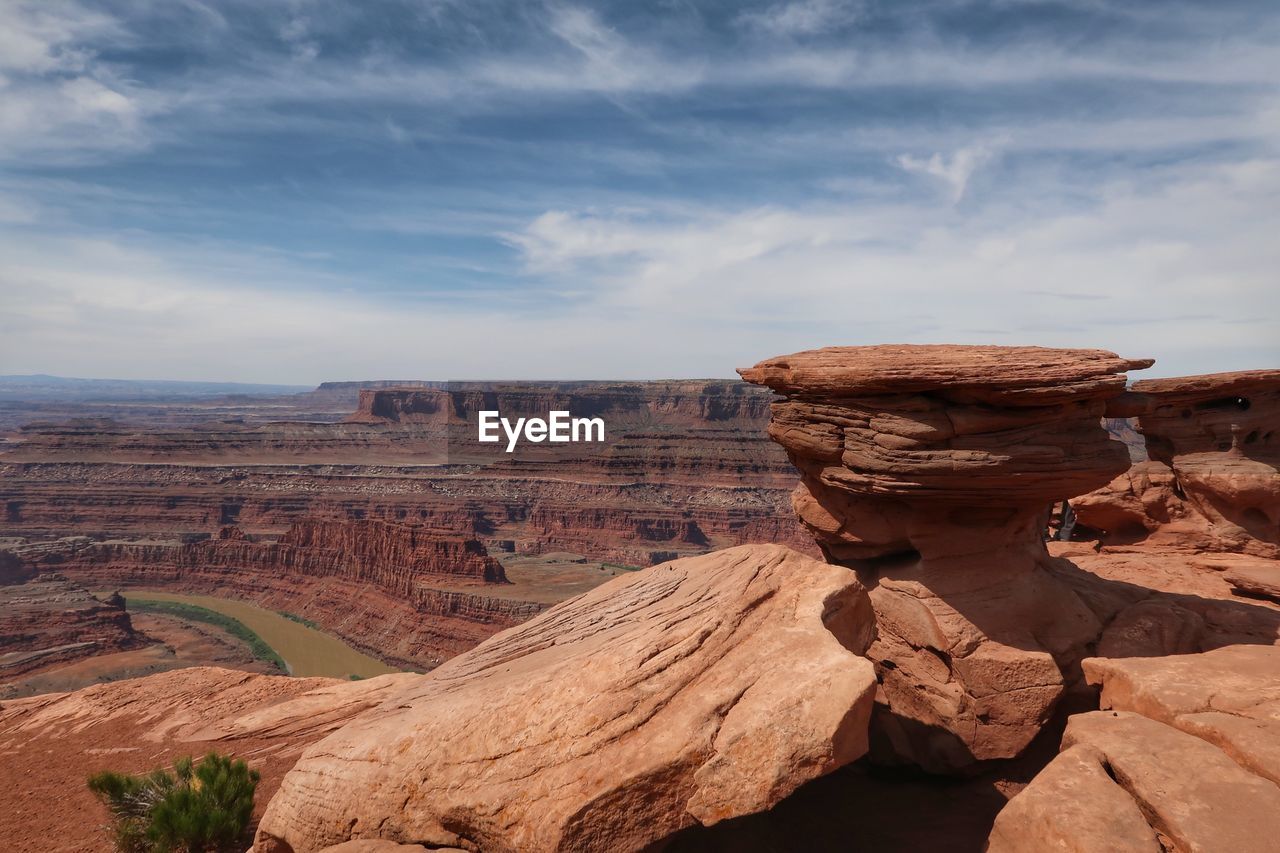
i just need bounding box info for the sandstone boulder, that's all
[1084,644,1280,785]
[991,710,1280,853]
[1094,598,1204,659]
[1224,561,1280,602]
[986,741,1163,853]
[318,844,434,853]
[740,344,1152,771]
[990,645,1280,852]
[255,545,877,853]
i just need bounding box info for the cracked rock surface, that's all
[254,544,877,853]
[989,645,1280,852]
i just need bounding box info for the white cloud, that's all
[0,1,153,161]
[7,156,1274,383]
[740,0,863,37]
[1,1,1277,383]
[0,1,117,74]
[896,144,999,203]
[495,157,1280,376]
[471,4,705,95]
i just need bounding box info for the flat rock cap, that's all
[1131,368,1280,397]
[738,344,1153,397]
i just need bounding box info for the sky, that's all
[0,0,1277,384]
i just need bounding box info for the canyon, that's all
[2,348,1278,852]
[1,379,810,672]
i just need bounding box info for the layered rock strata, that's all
[0,574,146,678]
[16,520,527,669]
[1077,369,1279,556]
[740,344,1153,771]
[989,645,1280,852]
[1,380,809,568]
[255,545,878,853]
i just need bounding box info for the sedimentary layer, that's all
[0,576,146,678]
[741,344,1154,771]
[1079,369,1280,556]
[1,380,811,668]
[11,521,529,669]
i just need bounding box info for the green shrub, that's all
[87,752,260,852]
[277,610,321,630]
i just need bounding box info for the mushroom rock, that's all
[255,545,878,853]
[739,344,1153,772]
[1078,369,1280,556]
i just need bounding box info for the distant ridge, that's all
[0,375,312,402]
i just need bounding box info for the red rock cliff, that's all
[26,520,528,669]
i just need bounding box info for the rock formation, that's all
[0,549,32,584]
[0,574,146,679]
[255,545,878,853]
[989,645,1280,852]
[278,519,508,584]
[14,520,527,669]
[1,379,814,672]
[740,344,1154,771]
[1077,369,1279,557]
[1,380,809,569]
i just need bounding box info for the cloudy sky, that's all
[1,0,1277,383]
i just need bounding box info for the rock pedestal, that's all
[740,344,1153,771]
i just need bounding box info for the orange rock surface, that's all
[0,667,418,853]
[741,344,1153,771]
[255,545,878,853]
[1079,369,1280,557]
[990,645,1280,852]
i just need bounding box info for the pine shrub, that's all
[87,752,260,852]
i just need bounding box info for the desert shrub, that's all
[277,610,321,630]
[87,752,260,852]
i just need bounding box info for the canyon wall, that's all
[15,522,533,669]
[0,576,146,678]
[1,380,810,669]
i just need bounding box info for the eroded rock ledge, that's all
[255,545,877,853]
[740,344,1153,771]
[1078,369,1280,559]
